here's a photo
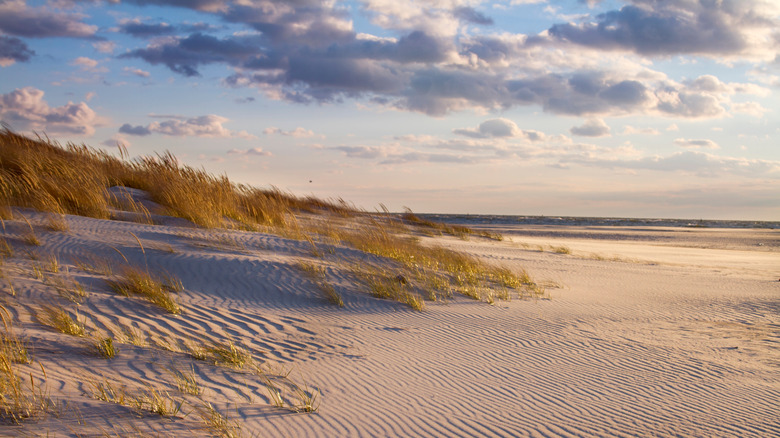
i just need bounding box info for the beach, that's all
[2,210,778,437]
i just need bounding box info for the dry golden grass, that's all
[187,339,252,369]
[39,306,86,337]
[0,128,354,232]
[297,261,344,307]
[0,305,54,423]
[196,401,243,438]
[107,266,181,314]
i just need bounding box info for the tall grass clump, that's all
[297,261,344,307]
[107,267,181,314]
[40,306,86,337]
[0,305,52,423]
[338,217,543,304]
[187,339,252,369]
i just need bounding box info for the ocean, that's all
[415,214,780,229]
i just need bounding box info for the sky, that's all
[1,0,779,220]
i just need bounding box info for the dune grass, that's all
[188,339,252,369]
[94,336,117,359]
[2,128,542,307]
[40,306,86,337]
[197,401,243,438]
[0,305,54,423]
[88,378,184,418]
[297,261,344,307]
[168,365,201,396]
[107,266,181,314]
[0,127,352,231]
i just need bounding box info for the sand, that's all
[1,206,778,437]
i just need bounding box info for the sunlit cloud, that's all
[119,114,256,139]
[0,87,105,136]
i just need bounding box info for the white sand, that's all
[2,207,778,437]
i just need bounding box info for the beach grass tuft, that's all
[107,266,181,314]
[40,306,86,337]
[297,261,344,307]
[197,401,243,438]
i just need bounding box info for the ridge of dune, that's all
[0,199,777,437]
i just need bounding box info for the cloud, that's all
[571,150,780,177]
[454,118,520,138]
[0,87,104,136]
[673,138,720,149]
[118,123,151,136]
[227,147,272,157]
[453,118,550,143]
[546,1,779,60]
[730,101,768,117]
[0,35,35,66]
[123,67,151,78]
[621,125,660,135]
[120,32,260,77]
[0,0,98,38]
[104,0,777,119]
[121,0,228,13]
[118,114,256,139]
[263,126,316,138]
[453,7,493,25]
[332,144,478,165]
[102,133,131,148]
[71,56,98,69]
[93,41,116,54]
[118,19,175,37]
[570,118,611,137]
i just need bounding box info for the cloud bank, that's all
[102,0,779,118]
[0,87,104,135]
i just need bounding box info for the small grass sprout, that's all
[94,336,117,359]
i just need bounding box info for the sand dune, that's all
[1,207,778,437]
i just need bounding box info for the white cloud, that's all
[93,41,116,54]
[453,118,547,142]
[123,67,151,78]
[730,101,768,117]
[621,125,660,135]
[674,138,720,149]
[227,147,272,157]
[263,126,317,138]
[148,115,256,139]
[570,118,611,137]
[120,114,256,139]
[571,151,780,177]
[0,87,105,136]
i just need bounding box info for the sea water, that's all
[415,214,780,229]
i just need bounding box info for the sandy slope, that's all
[1,209,778,437]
